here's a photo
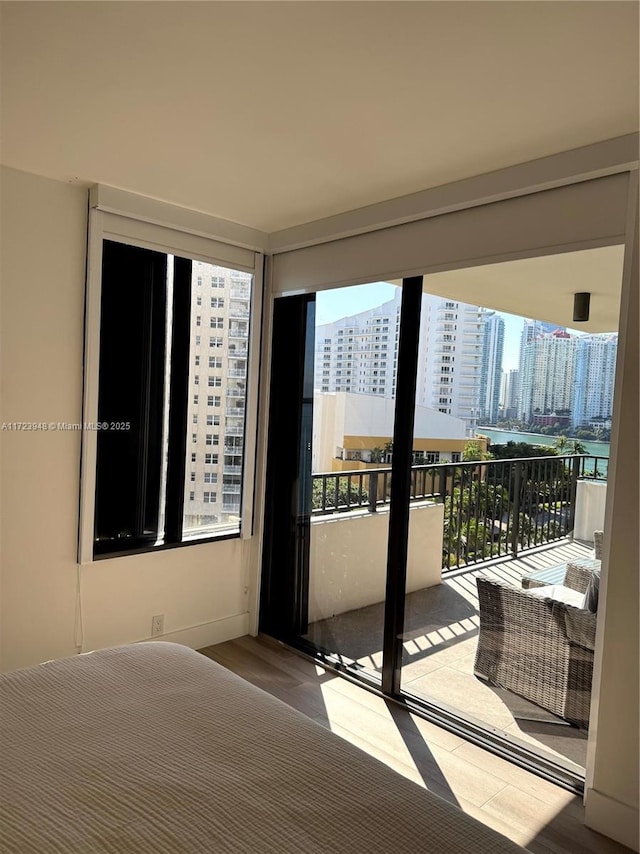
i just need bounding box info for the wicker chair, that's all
[474,570,597,730]
[593,530,604,560]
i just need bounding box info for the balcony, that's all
[226,408,245,418]
[224,464,243,475]
[229,327,249,339]
[227,369,246,378]
[222,483,242,494]
[308,455,607,772]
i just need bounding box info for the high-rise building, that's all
[315,290,401,397]
[416,295,484,436]
[499,369,520,420]
[183,260,251,531]
[479,311,505,424]
[517,329,577,423]
[316,291,485,436]
[572,334,618,429]
[516,319,565,412]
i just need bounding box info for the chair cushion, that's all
[527,584,586,609]
[584,569,601,613]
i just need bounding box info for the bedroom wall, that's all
[0,166,251,672]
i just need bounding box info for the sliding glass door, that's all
[262,280,414,682]
[260,250,619,790]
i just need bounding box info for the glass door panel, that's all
[297,282,401,679]
[399,275,616,777]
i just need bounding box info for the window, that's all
[203,492,217,503]
[89,237,254,559]
[209,356,222,369]
[210,317,224,328]
[204,472,218,484]
[205,453,219,464]
[211,297,225,308]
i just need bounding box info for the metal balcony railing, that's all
[311,455,608,573]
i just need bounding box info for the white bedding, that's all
[0,642,526,853]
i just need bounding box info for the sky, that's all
[315,282,526,371]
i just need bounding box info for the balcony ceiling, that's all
[421,245,625,333]
[1,2,638,233]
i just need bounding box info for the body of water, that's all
[478,427,610,461]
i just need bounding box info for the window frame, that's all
[79,207,263,563]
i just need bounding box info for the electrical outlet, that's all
[151,614,164,637]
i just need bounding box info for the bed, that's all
[1,642,526,853]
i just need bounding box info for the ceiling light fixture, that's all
[573,292,590,322]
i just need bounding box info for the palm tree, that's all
[569,439,587,454]
[553,435,569,454]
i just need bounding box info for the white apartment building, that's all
[417,295,483,436]
[184,260,251,532]
[315,291,401,397]
[517,330,577,422]
[317,290,483,436]
[479,310,505,424]
[499,369,520,420]
[516,319,564,412]
[572,334,618,429]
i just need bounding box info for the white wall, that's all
[573,481,607,543]
[343,391,466,440]
[0,167,250,672]
[584,182,639,850]
[309,502,444,622]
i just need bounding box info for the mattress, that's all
[1,642,526,853]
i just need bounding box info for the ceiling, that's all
[420,246,625,333]
[1,1,638,232]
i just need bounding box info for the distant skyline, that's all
[315,282,586,373]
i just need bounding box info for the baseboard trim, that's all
[147,613,250,652]
[584,787,639,851]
